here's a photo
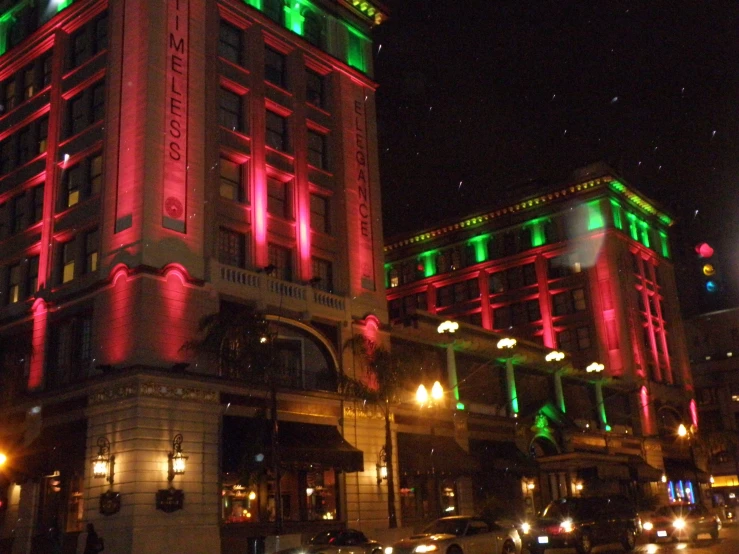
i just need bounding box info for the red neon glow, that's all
[100,265,136,364]
[640,386,653,435]
[156,264,193,360]
[689,399,699,430]
[254,172,267,267]
[27,298,48,390]
[695,242,714,258]
[299,211,311,279]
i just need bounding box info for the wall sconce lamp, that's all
[92,437,115,485]
[574,481,584,491]
[376,446,388,485]
[525,479,536,491]
[167,434,188,482]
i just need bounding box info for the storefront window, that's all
[222,467,337,524]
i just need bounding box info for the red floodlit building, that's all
[384,164,706,507]
[0,0,393,552]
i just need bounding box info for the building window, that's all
[558,326,592,352]
[306,69,325,108]
[526,299,541,322]
[66,80,106,137]
[7,263,21,304]
[26,255,39,298]
[552,288,587,316]
[60,241,76,284]
[0,136,16,174]
[2,78,17,112]
[388,268,399,288]
[51,313,93,386]
[10,194,26,234]
[38,116,48,154]
[266,110,288,152]
[62,153,103,208]
[17,125,33,165]
[309,193,329,234]
[268,243,293,281]
[267,177,291,218]
[42,52,53,87]
[219,20,243,65]
[219,88,244,133]
[32,185,44,223]
[548,253,582,278]
[311,257,333,292]
[265,47,287,89]
[69,11,109,68]
[493,306,511,329]
[307,130,327,170]
[218,227,247,268]
[219,157,245,202]
[22,65,34,99]
[84,229,99,274]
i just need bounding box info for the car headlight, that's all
[414,545,438,553]
[673,518,686,530]
[642,521,653,531]
[520,522,531,535]
[560,519,574,533]
[384,548,393,554]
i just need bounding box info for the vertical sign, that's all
[353,95,375,291]
[162,0,189,232]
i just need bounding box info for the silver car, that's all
[275,529,385,554]
[391,516,521,554]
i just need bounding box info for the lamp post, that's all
[678,423,701,503]
[497,338,518,417]
[585,362,608,431]
[417,381,445,517]
[545,350,566,413]
[437,321,461,408]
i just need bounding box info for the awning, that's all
[222,417,364,474]
[596,463,631,481]
[397,433,480,475]
[628,457,664,482]
[664,458,710,483]
[277,421,363,472]
[469,439,538,477]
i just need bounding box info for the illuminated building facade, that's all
[384,164,703,507]
[0,0,390,552]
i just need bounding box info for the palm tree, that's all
[342,336,424,528]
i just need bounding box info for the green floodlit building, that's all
[384,163,705,512]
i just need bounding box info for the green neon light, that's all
[605,424,612,432]
[346,25,368,72]
[0,0,34,57]
[468,234,490,263]
[609,180,674,226]
[456,402,465,411]
[525,218,547,247]
[639,220,651,248]
[56,0,74,12]
[626,212,639,241]
[587,201,605,230]
[384,263,391,288]
[284,2,305,35]
[419,250,437,278]
[244,0,263,8]
[610,199,623,230]
[659,232,670,258]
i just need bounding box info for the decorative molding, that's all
[90,381,219,405]
[344,404,391,421]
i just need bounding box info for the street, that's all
[531,523,739,554]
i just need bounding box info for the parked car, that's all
[642,504,721,543]
[275,529,385,554]
[522,495,638,554]
[390,515,521,554]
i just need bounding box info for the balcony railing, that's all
[211,260,349,321]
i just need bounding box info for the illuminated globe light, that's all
[545,350,565,362]
[497,337,517,350]
[586,362,605,373]
[437,320,459,334]
[0,453,6,467]
[706,280,718,293]
[702,263,716,276]
[695,242,714,258]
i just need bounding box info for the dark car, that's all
[642,504,720,543]
[523,495,638,554]
[275,529,384,554]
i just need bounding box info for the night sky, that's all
[372,1,739,311]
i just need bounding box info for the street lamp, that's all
[437,320,462,408]
[545,351,567,413]
[0,452,6,468]
[497,337,518,417]
[417,381,444,408]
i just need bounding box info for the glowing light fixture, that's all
[248,490,257,500]
[677,423,688,438]
[586,362,604,373]
[497,337,517,350]
[431,381,444,402]
[167,434,188,482]
[437,320,459,334]
[92,437,115,485]
[0,452,6,467]
[376,446,388,485]
[545,350,565,362]
[703,263,716,276]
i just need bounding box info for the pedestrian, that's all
[83,523,105,553]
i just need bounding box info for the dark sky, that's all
[373,1,739,249]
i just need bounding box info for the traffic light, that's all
[695,242,720,294]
